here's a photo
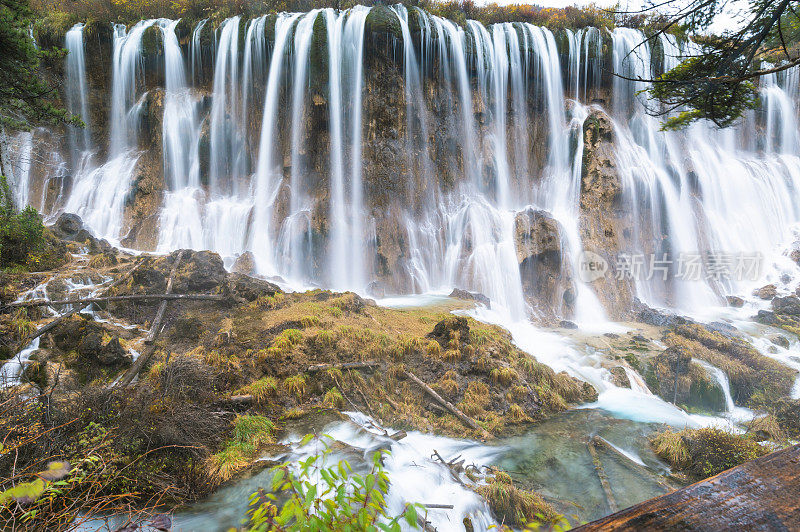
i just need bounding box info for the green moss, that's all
[651,428,767,480]
[475,470,558,528]
[141,25,163,58]
[364,5,402,37]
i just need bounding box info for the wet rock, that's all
[98,337,127,365]
[772,295,800,315]
[173,250,226,293]
[52,213,83,238]
[757,310,778,324]
[770,335,790,349]
[705,321,744,340]
[726,295,744,308]
[449,288,490,308]
[791,249,800,266]
[366,280,387,299]
[513,208,572,317]
[226,273,280,302]
[232,251,256,276]
[559,320,578,329]
[754,284,777,300]
[579,109,635,318]
[364,5,402,37]
[609,366,631,388]
[637,303,690,328]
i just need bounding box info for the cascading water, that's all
[65,24,92,160]
[11,11,800,327]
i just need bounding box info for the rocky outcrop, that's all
[513,208,574,319]
[579,109,635,319]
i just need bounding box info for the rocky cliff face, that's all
[579,109,635,319]
[18,13,628,322]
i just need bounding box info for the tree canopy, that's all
[0,0,71,130]
[639,0,800,129]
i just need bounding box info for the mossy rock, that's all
[141,25,163,58]
[263,14,278,44]
[686,363,726,413]
[365,5,402,38]
[651,428,767,480]
[309,11,330,91]
[174,18,195,43]
[198,19,217,48]
[772,398,800,439]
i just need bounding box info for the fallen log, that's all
[117,251,185,387]
[587,438,618,513]
[307,361,380,373]
[575,443,800,531]
[590,436,674,492]
[4,293,226,309]
[404,370,492,440]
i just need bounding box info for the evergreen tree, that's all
[0,0,74,177]
[635,0,800,129]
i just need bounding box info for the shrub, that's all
[426,340,442,357]
[283,374,306,399]
[475,469,559,528]
[322,387,344,408]
[0,176,60,271]
[242,435,422,531]
[490,367,518,387]
[236,377,278,403]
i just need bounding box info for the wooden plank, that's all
[575,444,800,531]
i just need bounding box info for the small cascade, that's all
[624,367,652,395]
[62,21,153,242]
[3,131,33,209]
[251,12,303,275]
[0,337,40,388]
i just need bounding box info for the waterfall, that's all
[251,13,303,275]
[326,6,370,291]
[9,11,800,324]
[161,19,200,191]
[208,17,242,193]
[65,24,92,159]
[62,21,153,242]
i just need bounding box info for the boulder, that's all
[772,295,800,315]
[226,273,280,302]
[173,250,227,293]
[232,251,256,276]
[449,288,490,308]
[513,208,572,317]
[726,295,744,308]
[754,284,777,300]
[52,213,83,238]
[769,335,791,349]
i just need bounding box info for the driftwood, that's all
[229,394,254,404]
[117,252,185,387]
[403,370,492,440]
[4,293,226,309]
[15,259,145,345]
[575,443,800,531]
[587,438,618,513]
[307,361,380,373]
